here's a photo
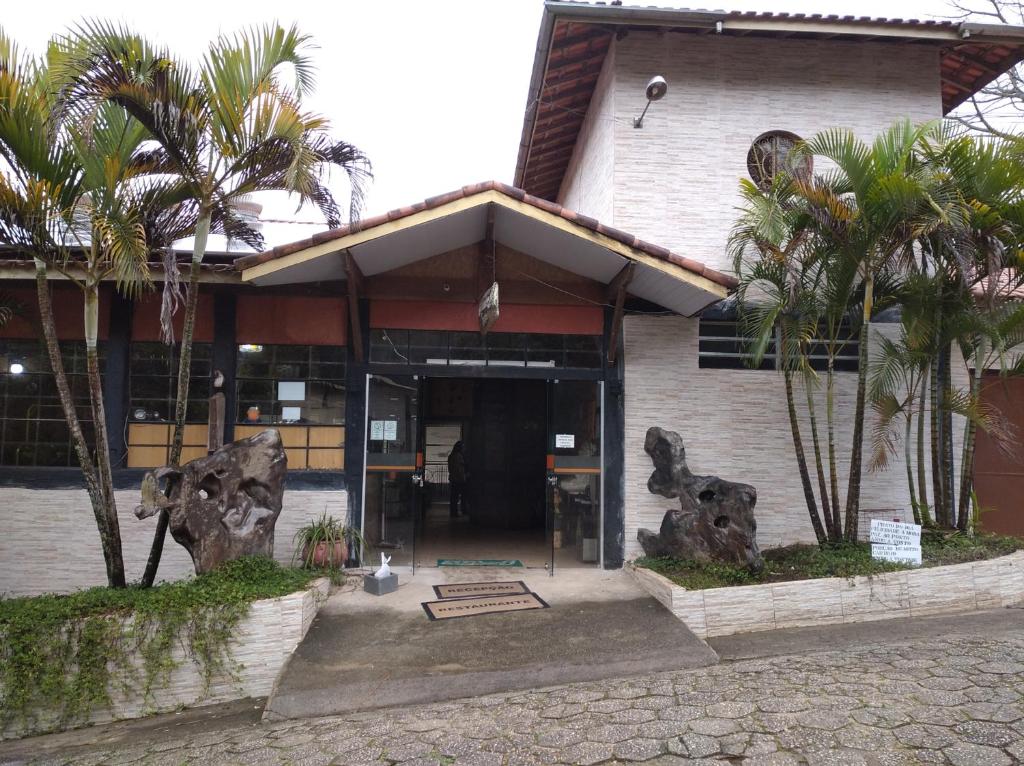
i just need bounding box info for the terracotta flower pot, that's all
[304,540,348,568]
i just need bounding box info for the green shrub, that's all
[636,532,1024,590]
[0,556,315,733]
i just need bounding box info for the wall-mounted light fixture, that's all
[633,75,668,129]
[8,362,24,375]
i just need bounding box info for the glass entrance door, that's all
[546,380,603,574]
[362,374,423,571]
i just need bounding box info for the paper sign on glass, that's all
[370,420,384,440]
[383,420,398,441]
[555,434,575,449]
[277,381,305,401]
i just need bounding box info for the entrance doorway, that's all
[360,374,603,571]
[419,378,548,566]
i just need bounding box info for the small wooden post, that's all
[207,394,225,453]
[208,369,226,453]
[606,262,636,366]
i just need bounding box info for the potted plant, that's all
[293,513,363,570]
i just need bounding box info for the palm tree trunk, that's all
[826,358,842,540]
[904,408,920,525]
[36,263,123,587]
[940,343,956,527]
[785,371,827,544]
[957,346,983,531]
[84,283,127,588]
[916,373,932,526]
[930,349,947,527]
[804,377,835,539]
[141,212,211,587]
[844,275,873,542]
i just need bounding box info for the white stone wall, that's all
[632,552,1024,638]
[558,43,616,221]
[0,578,329,740]
[557,33,942,274]
[623,315,963,558]
[0,489,346,596]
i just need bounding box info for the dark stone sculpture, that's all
[637,427,763,572]
[135,429,287,574]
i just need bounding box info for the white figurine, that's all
[374,553,392,579]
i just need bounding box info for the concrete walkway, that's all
[6,606,1024,765]
[263,566,717,721]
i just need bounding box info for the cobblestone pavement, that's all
[17,631,1024,766]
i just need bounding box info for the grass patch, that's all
[0,556,318,733]
[636,530,1024,590]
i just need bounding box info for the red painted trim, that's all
[0,284,111,341]
[370,300,602,335]
[132,292,214,343]
[236,294,347,346]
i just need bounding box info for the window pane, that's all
[564,335,601,368]
[369,329,409,363]
[235,344,347,430]
[487,333,526,365]
[409,330,448,365]
[449,332,486,365]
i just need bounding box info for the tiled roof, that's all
[233,180,739,289]
[515,1,1024,200]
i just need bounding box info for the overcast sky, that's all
[4,0,975,248]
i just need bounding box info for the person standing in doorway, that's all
[448,440,467,518]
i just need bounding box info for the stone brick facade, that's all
[622,315,962,558]
[0,489,346,596]
[558,33,941,274]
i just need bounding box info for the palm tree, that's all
[0,29,194,586]
[799,120,954,540]
[54,22,371,585]
[730,175,831,543]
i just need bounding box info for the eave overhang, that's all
[235,181,736,317]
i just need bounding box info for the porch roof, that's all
[235,181,735,317]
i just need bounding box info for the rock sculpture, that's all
[637,427,762,572]
[135,429,287,574]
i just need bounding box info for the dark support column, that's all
[602,305,626,569]
[212,291,237,444]
[103,292,132,468]
[343,297,371,563]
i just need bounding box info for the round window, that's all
[746,131,811,189]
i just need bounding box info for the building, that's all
[3,3,1024,594]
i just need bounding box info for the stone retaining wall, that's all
[630,551,1024,639]
[1,578,329,740]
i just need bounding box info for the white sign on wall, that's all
[869,519,922,566]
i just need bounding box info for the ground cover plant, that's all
[0,556,316,734]
[636,531,1024,590]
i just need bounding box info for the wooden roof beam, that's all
[607,262,636,365]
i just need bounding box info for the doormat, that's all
[422,592,549,621]
[433,581,530,600]
[437,559,524,567]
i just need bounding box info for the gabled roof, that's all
[235,181,736,317]
[515,1,1024,201]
